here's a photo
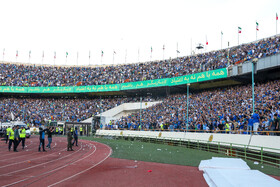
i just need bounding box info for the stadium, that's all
[0,1,280,186]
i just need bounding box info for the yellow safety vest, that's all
[71,128,73,132]
[80,127,83,132]
[60,127,63,132]
[20,129,26,138]
[56,127,59,132]
[6,127,11,135]
[225,123,230,131]
[9,130,14,140]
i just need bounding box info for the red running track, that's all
[0,136,207,187]
[0,136,112,187]
[3,136,276,186]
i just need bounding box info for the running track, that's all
[2,136,277,186]
[0,136,207,187]
[0,136,111,187]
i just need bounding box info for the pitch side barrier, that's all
[0,68,227,94]
[102,128,280,136]
[95,129,280,168]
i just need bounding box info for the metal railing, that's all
[95,133,280,168]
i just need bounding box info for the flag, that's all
[277,13,278,20]
[206,36,208,45]
[113,51,116,54]
[29,50,31,58]
[89,51,91,59]
[101,50,104,57]
[54,51,56,59]
[16,50,18,57]
[11,112,15,121]
[256,22,259,31]
[66,52,68,58]
[3,48,5,56]
[151,47,153,53]
[238,27,242,33]
[42,51,44,58]
[221,31,223,35]
[176,50,180,53]
[163,45,165,50]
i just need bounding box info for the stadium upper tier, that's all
[1,35,279,87]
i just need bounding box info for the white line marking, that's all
[0,141,60,162]
[0,144,65,169]
[0,142,35,159]
[48,141,112,187]
[0,142,84,177]
[2,142,94,187]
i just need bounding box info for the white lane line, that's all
[0,143,66,169]
[48,141,112,187]
[2,143,95,187]
[0,141,60,162]
[0,142,35,159]
[0,142,84,177]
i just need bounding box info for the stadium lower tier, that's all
[0,80,279,134]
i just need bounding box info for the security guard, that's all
[18,127,26,149]
[56,127,59,134]
[160,123,164,131]
[19,126,26,149]
[225,122,230,134]
[80,126,83,136]
[6,126,12,144]
[60,127,63,135]
[8,127,17,152]
[71,127,73,135]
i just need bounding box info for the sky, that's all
[0,0,279,66]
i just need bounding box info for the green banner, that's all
[28,86,74,93]
[169,68,227,86]
[120,78,169,90]
[0,68,227,93]
[0,86,28,93]
[74,84,120,93]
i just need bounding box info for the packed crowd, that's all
[0,97,154,126]
[108,80,280,134]
[1,35,280,87]
[1,80,279,134]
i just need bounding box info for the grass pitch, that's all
[81,137,280,176]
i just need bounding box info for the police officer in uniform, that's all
[67,128,74,151]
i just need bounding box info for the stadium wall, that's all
[96,130,280,152]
